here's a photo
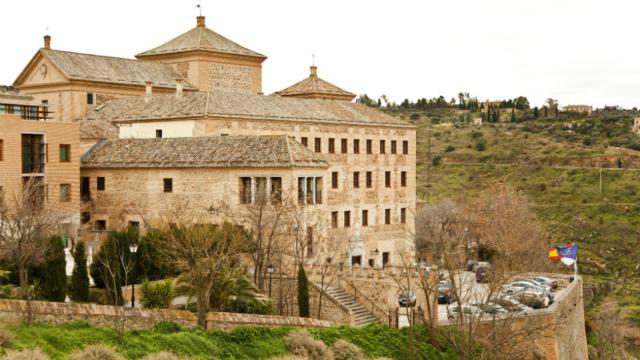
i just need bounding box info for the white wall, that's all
[118,120,196,139]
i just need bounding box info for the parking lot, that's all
[436,271,570,324]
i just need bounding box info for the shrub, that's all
[2,349,49,360]
[470,130,483,140]
[445,145,455,152]
[140,352,182,360]
[141,279,174,309]
[475,141,487,151]
[284,331,333,360]
[332,339,363,360]
[70,242,89,302]
[40,236,67,302]
[297,265,310,318]
[153,321,181,334]
[87,288,108,305]
[68,345,123,360]
[432,155,442,166]
[0,329,14,348]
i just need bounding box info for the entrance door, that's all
[351,255,362,266]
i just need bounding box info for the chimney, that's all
[175,79,184,98]
[310,65,318,78]
[43,35,51,49]
[145,81,153,102]
[196,16,206,28]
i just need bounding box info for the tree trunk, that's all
[196,287,209,329]
[18,265,28,300]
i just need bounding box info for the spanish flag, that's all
[548,247,561,261]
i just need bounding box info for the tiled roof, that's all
[275,66,355,101]
[84,91,411,127]
[136,19,265,59]
[81,135,327,169]
[79,118,119,140]
[40,49,193,89]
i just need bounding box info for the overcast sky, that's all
[2,0,639,108]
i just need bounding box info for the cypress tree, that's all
[297,264,310,317]
[511,110,517,123]
[533,106,539,119]
[70,242,90,302]
[41,236,67,302]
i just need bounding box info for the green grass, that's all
[4,321,456,360]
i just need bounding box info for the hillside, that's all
[394,107,640,353]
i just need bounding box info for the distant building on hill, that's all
[561,105,592,115]
[632,118,640,134]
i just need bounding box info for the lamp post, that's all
[128,243,139,307]
[267,264,274,298]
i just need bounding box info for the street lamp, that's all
[267,264,274,298]
[128,243,139,307]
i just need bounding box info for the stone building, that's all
[6,15,416,269]
[561,104,593,115]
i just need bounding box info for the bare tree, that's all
[0,177,61,299]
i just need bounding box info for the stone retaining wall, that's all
[0,299,332,330]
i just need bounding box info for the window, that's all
[403,140,409,155]
[0,139,3,161]
[301,137,308,147]
[344,211,351,227]
[155,129,163,138]
[328,138,335,153]
[163,178,173,193]
[353,172,360,188]
[80,176,91,201]
[60,144,71,162]
[331,211,338,228]
[128,221,140,233]
[366,139,372,154]
[382,252,390,266]
[401,171,407,187]
[306,227,314,257]
[341,139,348,153]
[351,255,362,266]
[391,140,397,154]
[401,208,407,224]
[87,93,94,105]
[362,210,368,226]
[97,177,105,191]
[95,220,106,231]
[241,177,252,204]
[22,134,45,173]
[59,184,71,202]
[81,212,91,225]
[331,172,338,189]
[314,138,321,153]
[315,177,323,204]
[385,209,391,224]
[271,177,282,204]
[366,171,372,188]
[385,171,391,187]
[298,177,305,204]
[380,140,386,154]
[353,139,360,154]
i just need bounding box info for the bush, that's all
[2,349,49,360]
[475,141,487,151]
[68,345,123,360]
[332,339,363,360]
[70,242,89,302]
[284,331,333,360]
[141,279,174,309]
[297,265,310,318]
[444,145,455,152]
[87,288,108,305]
[140,352,182,360]
[0,329,14,348]
[432,155,442,166]
[153,321,181,334]
[40,236,67,302]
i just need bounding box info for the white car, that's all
[446,303,482,320]
[530,276,558,290]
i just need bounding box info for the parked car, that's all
[509,288,551,309]
[513,278,553,292]
[447,303,482,320]
[466,261,491,273]
[472,302,508,316]
[492,296,532,313]
[438,281,456,304]
[504,281,551,296]
[398,290,417,307]
[530,276,558,290]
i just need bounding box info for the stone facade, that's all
[0,299,332,330]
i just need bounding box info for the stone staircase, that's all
[319,284,380,326]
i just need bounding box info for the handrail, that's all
[343,279,389,321]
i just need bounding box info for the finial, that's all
[312,53,315,66]
[197,0,202,16]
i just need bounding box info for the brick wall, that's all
[0,299,332,330]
